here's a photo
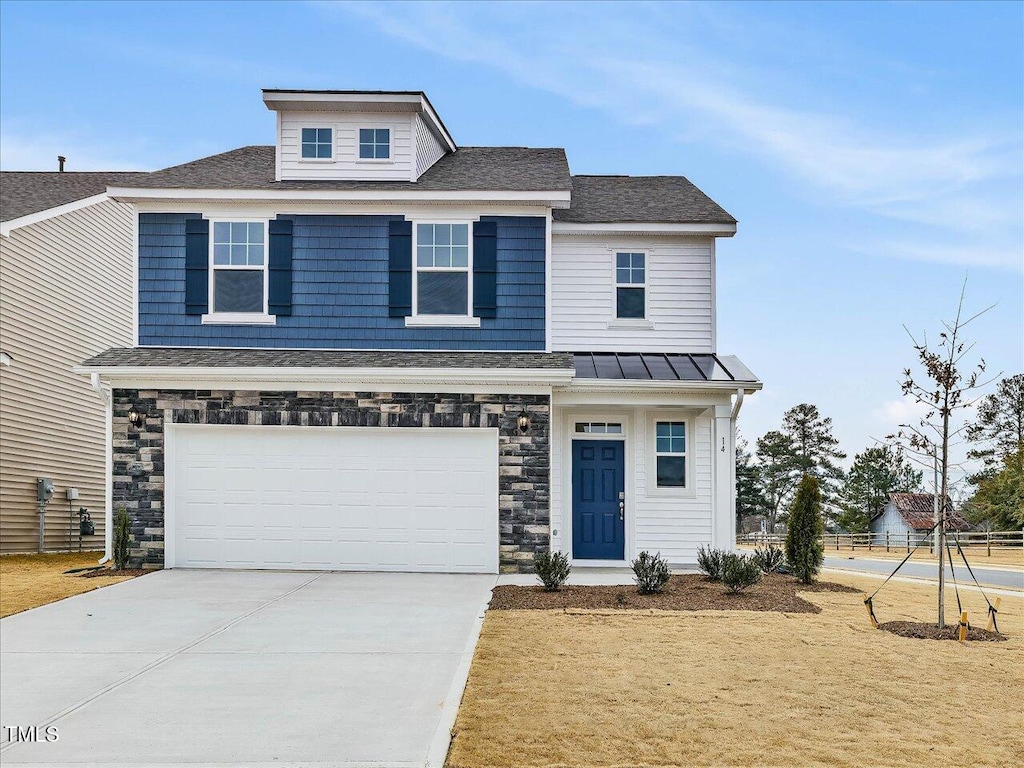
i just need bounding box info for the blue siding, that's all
[137,214,546,350]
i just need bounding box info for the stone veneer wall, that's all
[112,390,550,573]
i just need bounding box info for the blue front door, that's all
[572,440,625,560]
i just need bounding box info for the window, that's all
[415,223,470,316]
[655,421,686,487]
[575,422,623,434]
[615,252,646,319]
[359,128,391,159]
[211,221,266,314]
[301,128,333,159]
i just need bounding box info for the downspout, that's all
[730,387,745,420]
[91,373,113,564]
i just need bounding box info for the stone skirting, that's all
[112,390,550,573]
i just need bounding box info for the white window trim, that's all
[646,414,695,498]
[298,126,336,163]
[407,218,476,326]
[203,218,275,326]
[356,126,395,164]
[612,249,649,322]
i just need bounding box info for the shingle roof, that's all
[888,493,970,531]
[116,145,571,193]
[1,171,147,222]
[82,347,575,370]
[572,353,758,383]
[553,175,735,224]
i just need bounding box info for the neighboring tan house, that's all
[0,171,143,553]
[869,492,971,543]
[77,88,762,573]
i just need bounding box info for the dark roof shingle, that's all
[1,171,147,222]
[553,175,735,224]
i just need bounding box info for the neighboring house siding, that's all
[137,214,546,350]
[413,114,447,177]
[550,234,714,352]
[278,111,414,181]
[0,199,133,553]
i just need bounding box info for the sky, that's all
[2,1,1022,485]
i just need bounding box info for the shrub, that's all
[112,507,132,571]
[632,551,671,594]
[722,553,762,593]
[533,550,571,592]
[696,545,726,581]
[752,544,785,574]
[785,474,825,584]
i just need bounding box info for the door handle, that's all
[619,499,625,521]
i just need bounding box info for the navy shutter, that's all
[473,220,497,319]
[184,217,209,315]
[268,218,293,316]
[388,219,413,318]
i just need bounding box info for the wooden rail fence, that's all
[737,530,1024,557]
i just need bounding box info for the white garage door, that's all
[167,425,498,573]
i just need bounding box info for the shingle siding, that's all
[137,214,546,350]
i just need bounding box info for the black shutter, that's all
[388,219,413,317]
[184,217,209,315]
[268,218,293,316]
[473,220,497,319]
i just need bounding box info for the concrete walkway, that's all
[0,569,495,768]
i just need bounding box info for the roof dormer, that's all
[262,89,457,183]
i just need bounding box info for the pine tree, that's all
[963,449,1024,529]
[781,404,846,503]
[735,437,767,532]
[837,445,922,533]
[785,474,825,584]
[754,430,801,533]
[966,374,1024,481]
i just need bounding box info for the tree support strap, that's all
[866,520,940,604]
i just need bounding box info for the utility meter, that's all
[36,478,55,503]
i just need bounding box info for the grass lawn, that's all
[447,572,1023,768]
[0,551,144,618]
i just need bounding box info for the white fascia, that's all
[1,193,109,237]
[551,221,736,237]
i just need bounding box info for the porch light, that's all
[517,410,531,434]
[127,405,146,429]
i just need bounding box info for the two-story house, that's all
[76,89,761,573]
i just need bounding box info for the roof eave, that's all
[564,378,762,393]
[552,221,737,237]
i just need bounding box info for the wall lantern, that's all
[516,410,531,434]
[127,405,146,429]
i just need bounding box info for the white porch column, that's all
[711,404,735,552]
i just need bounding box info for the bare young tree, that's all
[892,280,996,628]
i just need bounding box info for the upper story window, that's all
[359,128,391,160]
[655,421,686,488]
[211,221,266,314]
[616,252,646,319]
[301,128,333,159]
[415,223,470,316]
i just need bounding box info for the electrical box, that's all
[67,487,79,501]
[36,478,55,503]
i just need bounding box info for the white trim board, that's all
[552,221,736,237]
[1,193,110,237]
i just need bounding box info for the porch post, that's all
[712,404,735,552]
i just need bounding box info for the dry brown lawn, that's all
[738,544,1024,569]
[0,552,143,618]
[447,572,1024,768]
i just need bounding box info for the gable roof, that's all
[553,175,735,225]
[887,492,970,531]
[1,171,147,222]
[114,145,572,193]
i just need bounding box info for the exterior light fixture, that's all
[127,405,146,429]
[516,410,531,434]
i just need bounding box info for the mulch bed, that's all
[489,573,858,613]
[76,567,150,578]
[878,621,1007,642]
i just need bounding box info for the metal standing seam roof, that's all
[571,352,758,383]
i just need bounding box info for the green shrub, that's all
[722,553,762,593]
[696,545,726,581]
[785,474,825,584]
[752,544,785,574]
[112,507,132,571]
[632,551,671,594]
[534,550,571,591]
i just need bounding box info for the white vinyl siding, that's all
[550,235,714,352]
[278,111,413,181]
[0,199,134,553]
[414,113,447,177]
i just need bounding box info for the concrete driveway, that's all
[0,569,495,768]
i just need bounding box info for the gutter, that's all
[90,373,113,565]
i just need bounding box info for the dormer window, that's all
[359,128,391,160]
[301,128,333,159]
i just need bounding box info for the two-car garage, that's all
[166,425,499,573]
